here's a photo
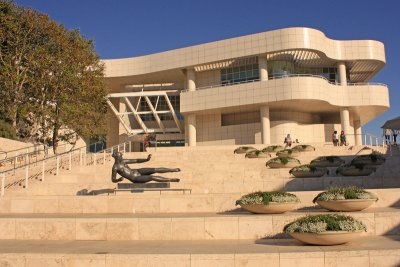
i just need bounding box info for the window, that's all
[221,63,259,84]
[138,95,182,122]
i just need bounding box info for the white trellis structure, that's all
[106,91,183,135]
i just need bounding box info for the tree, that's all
[0,0,108,153]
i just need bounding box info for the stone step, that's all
[1,188,399,214]
[0,236,398,266]
[0,207,399,241]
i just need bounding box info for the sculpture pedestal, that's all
[117,183,170,189]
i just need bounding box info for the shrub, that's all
[245,150,270,158]
[267,157,300,165]
[283,214,367,233]
[262,145,284,152]
[234,146,257,154]
[0,119,17,140]
[335,163,375,174]
[236,191,300,206]
[351,154,386,164]
[289,164,317,174]
[312,186,378,203]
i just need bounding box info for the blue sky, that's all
[15,0,399,137]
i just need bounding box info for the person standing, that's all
[393,130,398,144]
[284,134,292,148]
[332,130,339,146]
[384,128,391,145]
[340,131,347,146]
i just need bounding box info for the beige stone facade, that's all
[103,27,389,149]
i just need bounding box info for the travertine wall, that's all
[194,111,351,146]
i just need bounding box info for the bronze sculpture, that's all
[111,152,180,183]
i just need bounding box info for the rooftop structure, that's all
[103,27,389,150]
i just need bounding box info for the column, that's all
[354,119,362,146]
[260,106,270,144]
[186,68,196,91]
[187,114,196,147]
[337,62,347,85]
[258,56,268,81]
[340,108,351,138]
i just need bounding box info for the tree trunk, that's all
[52,106,60,154]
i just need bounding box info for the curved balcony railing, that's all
[181,74,387,92]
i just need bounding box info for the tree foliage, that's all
[0,0,107,152]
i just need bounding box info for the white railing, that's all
[0,141,105,173]
[181,74,388,92]
[0,141,131,197]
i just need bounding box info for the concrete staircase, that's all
[0,144,399,266]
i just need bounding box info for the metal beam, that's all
[106,99,132,134]
[144,96,166,133]
[163,93,183,133]
[123,97,149,133]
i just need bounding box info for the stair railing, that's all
[0,141,131,197]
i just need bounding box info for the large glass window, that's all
[267,60,338,83]
[221,63,259,84]
[138,95,182,122]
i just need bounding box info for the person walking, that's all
[384,128,391,145]
[284,134,292,148]
[393,130,398,144]
[340,131,347,146]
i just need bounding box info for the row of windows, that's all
[221,63,259,84]
[219,60,348,84]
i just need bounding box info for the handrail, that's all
[181,74,388,92]
[0,140,131,197]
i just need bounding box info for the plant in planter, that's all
[351,154,386,165]
[262,145,284,153]
[292,144,316,152]
[266,157,301,168]
[234,146,257,154]
[313,186,378,211]
[236,191,300,214]
[245,150,271,158]
[283,214,367,245]
[276,149,300,158]
[336,163,375,176]
[310,156,345,167]
[289,164,328,178]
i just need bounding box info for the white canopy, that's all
[381,116,400,130]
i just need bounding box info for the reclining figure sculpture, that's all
[111,151,180,183]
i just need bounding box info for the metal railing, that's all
[181,74,387,92]
[0,140,131,197]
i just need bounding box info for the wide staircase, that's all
[0,143,399,266]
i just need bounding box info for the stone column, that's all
[260,106,270,144]
[354,119,362,146]
[258,56,268,81]
[187,114,196,147]
[337,62,347,85]
[186,68,196,91]
[340,108,351,139]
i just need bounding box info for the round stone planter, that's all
[290,168,326,178]
[240,202,298,214]
[262,145,284,153]
[276,150,300,158]
[316,199,376,211]
[234,147,257,154]
[267,161,300,168]
[338,167,374,176]
[245,151,271,158]
[290,231,364,245]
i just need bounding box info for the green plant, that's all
[236,191,300,206]
[352,154,385,164]
[312,186,378,203]
[279,149,293,155]
[234,146,256,154]
[267,157,300,165]
[0,119,17,140]
[262,145,283,152]
[289,164,317,174]
[283,214,367,233]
